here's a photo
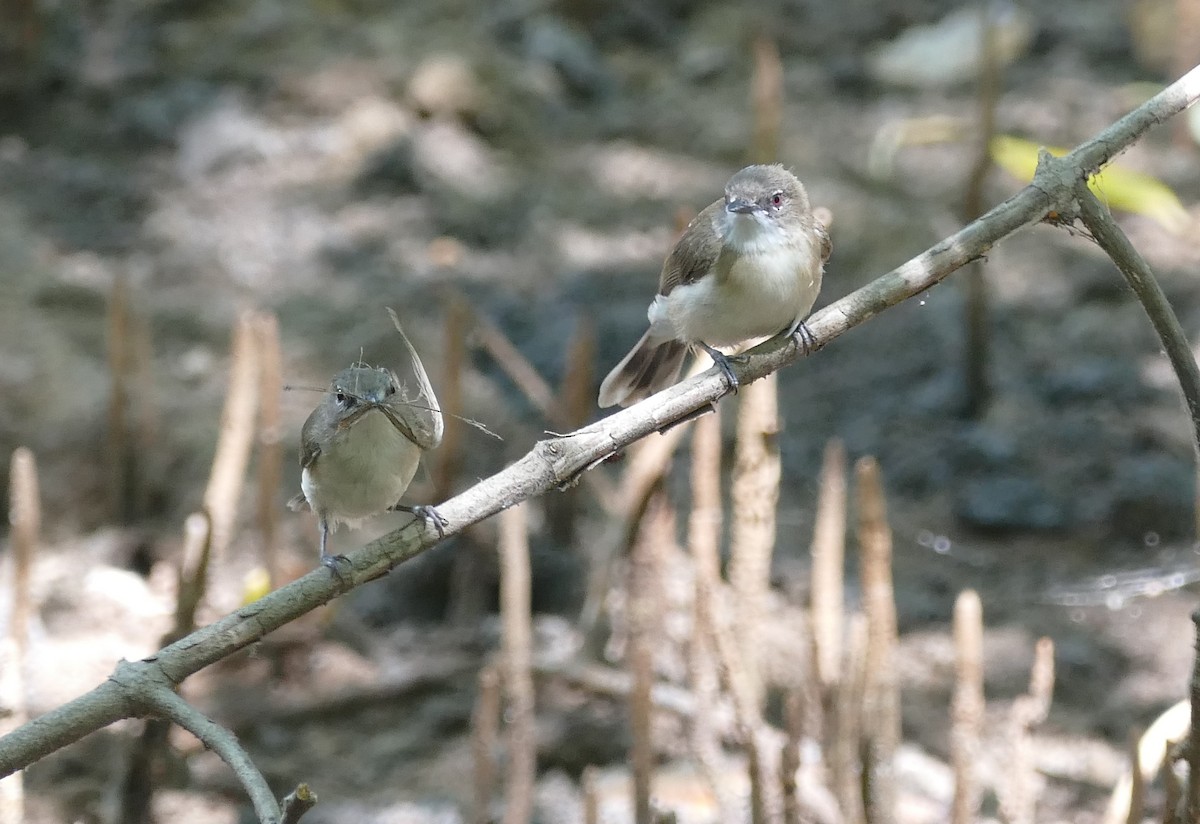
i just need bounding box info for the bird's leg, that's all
[698,342,739,395]
[318,518,353,579]
[392,503,449,539]
[785,318,818,355]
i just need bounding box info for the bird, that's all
[597,164,831,408]
[290,313,444,569]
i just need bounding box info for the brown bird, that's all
[290,313,444,568]
[598,164,831,408]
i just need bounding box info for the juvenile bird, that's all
[290,313,444,568]
[597,164,831,408]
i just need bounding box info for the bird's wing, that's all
[658,199,724,296]
[387,308,443,451]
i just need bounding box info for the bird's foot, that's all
[319,551,353,584]
[393,504,449,539]
[698,343,740,396]
[788,320,818,355]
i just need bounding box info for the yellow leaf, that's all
[990,135,1189,233]
[242,566,272,605]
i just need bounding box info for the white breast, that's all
[650,214,823,347]
[302,408,422,528]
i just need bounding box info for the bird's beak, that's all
[725,198,759,215]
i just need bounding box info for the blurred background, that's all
[2,0,1200,821]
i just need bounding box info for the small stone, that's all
[407,54,482,121]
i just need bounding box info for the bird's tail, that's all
[597,332,688,408]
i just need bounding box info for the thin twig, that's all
[279,785,316,824]
[1073,182,1200,539]
[137,686,282,823]
[499,504,535,824]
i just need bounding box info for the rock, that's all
[955,474,1068,532]
[411,120,512,201]
[867,4,1035,89]
[522,17,615,99]
[407,53,482,121]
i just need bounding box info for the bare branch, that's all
[1073,182,1200,538]
[1,65,1198,786]
[131,679,282,824]
[279,785,317,824]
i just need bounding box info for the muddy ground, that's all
[2,0,1200,822]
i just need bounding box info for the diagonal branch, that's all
[0,65,1199,788]
[1073,181,1200,537]
[125,670,282,824]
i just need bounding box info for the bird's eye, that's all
[771,192,784,207]
[385,384,397,397]
[335,391,347,404]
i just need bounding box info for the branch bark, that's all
[1073,181,1200,537]
[0,64,1198,798]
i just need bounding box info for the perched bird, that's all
[290,313,444,568]
[597,164,831,408]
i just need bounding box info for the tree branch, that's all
[126,670,282,824]
[1073,181,1200,536]
[0,65,1198,803]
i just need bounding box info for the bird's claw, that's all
[320,552,353,584]
[789,321,817,355]
[394,504,448,539]
[699,343,740,396]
